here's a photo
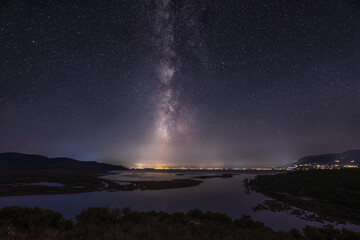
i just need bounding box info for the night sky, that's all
[1,0,359,168]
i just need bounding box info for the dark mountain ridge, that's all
[293,150,360,167]
[0,152,127,171]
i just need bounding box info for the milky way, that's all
[154,0,191,145]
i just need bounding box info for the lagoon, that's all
[0,170,358,232]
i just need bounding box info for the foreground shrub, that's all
[0,206,359,240]
[0,206,72,239]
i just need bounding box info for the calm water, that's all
[0,170,359,232]
[23,182,65,187]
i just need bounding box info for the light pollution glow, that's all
[120,0,285,169]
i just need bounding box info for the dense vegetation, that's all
[0,206,359,240]
[246,169,360,210]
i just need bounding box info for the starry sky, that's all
[1,0,360,168]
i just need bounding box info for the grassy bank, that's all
[245,169,360,225]
[1,206,359,240]
[0,170,119,196]
[0,170,202,196]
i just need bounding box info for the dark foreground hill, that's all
[293,150,360,168]
[0,152,127,171]
[1,206,359,240]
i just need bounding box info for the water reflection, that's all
[0,170,358,232]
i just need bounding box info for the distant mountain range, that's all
[292,150,360,169]
[0,152,127,171]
